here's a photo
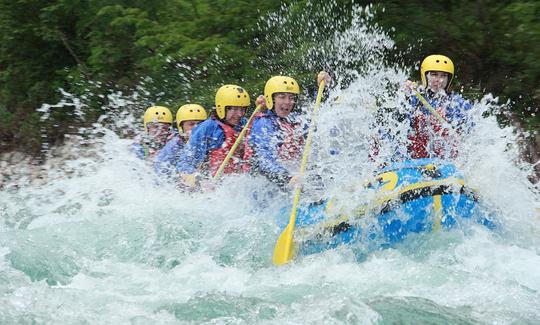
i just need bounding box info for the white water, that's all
[2,4,540,324]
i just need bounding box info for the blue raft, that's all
[282,158,496,257]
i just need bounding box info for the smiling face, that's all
[273,92,296,118]
[224,106,247,126]
[426,71,449,93]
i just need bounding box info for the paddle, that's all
[213,104,263,180]
[272,80,326,266]
[412,89,457,136]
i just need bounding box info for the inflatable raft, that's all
[282,158,496,257]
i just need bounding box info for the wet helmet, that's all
[215,85,250,119]
[176,104,208,132]
[264,76,300,110]
[143,106,173,131]
[420,55,454,90]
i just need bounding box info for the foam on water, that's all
[1,3,539,324]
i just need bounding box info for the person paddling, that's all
[403,54,473,159]
[132,106,174,160]
[153,104,207,178]
[246,72,331,189]
[176,85,250,188]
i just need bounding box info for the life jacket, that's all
[208,119,247,176]
[407,93,458,159]
[243,112,304,164]
[275,116,304,161]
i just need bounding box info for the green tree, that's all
[0,0,538,163]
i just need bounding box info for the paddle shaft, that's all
[272,80,326,265]
[412,89,457,136]
[213,105,262,180]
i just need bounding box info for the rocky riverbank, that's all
[0,135,106,190]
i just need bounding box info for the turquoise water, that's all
[1,127,539,324]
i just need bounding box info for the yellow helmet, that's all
[143,106,173,131]
[176,104,208,132]
[215,85,250,119]
[420,55,454,90]
[264,76,300,109]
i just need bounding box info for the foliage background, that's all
[0,0,538,165]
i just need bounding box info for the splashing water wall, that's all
[1,4,539,324]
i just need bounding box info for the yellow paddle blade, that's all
[272,188,301,265]
[272,224,294,265]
